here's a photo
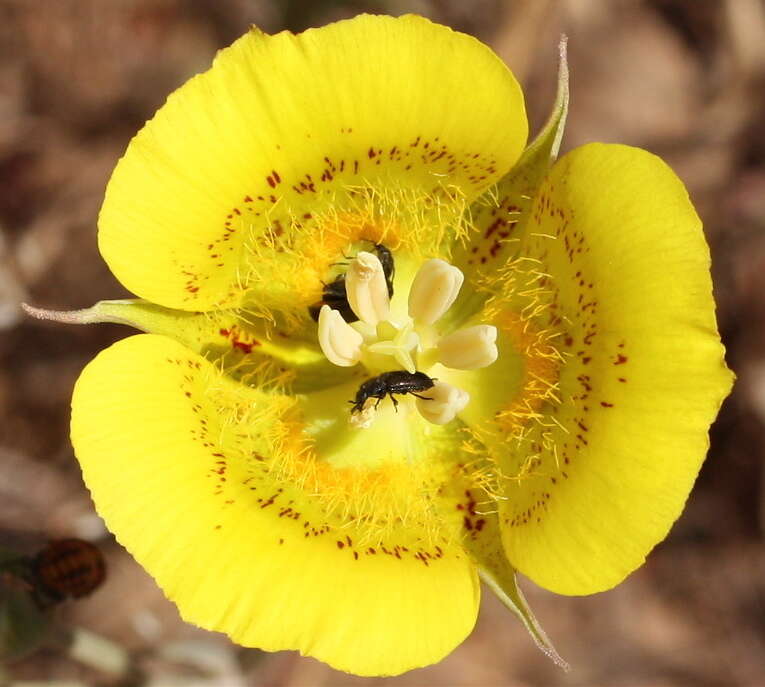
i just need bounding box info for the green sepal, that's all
[448,36,569,327]
[23,299,353,393]
[457,493,568,670]
[24,299,219,351]
[479,563,569,671]
[511,35,570,179]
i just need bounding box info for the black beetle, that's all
[349,370,435,413]
[309,243,394,322]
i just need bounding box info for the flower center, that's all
[317,248,498,427]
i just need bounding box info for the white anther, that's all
[416,381,470,425]
[317,305,363,367]
[345,251,390,325]
[437,325,498,370]
[408,258,464,325]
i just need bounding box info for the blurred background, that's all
[1,0,763,685]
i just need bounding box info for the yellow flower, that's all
[28,14,733,677]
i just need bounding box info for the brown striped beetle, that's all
[30,539,106,605]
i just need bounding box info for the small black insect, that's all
[374,243,395,296]
[308,274,355,322]
[309,243,395,322]
[349,370,435,413]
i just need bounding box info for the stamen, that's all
[317,305,363,367]
[316,250,497,429]
[416,381,470,425]
[437,325,498,370]
[345,251,391,325]
[408,258,464,325]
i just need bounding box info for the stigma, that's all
[317,250,497,426]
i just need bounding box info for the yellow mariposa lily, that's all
[28,14,733,677]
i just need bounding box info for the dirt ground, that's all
[1,0,764,685]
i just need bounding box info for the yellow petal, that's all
[493,144,733,595]
[99,15,527,315]
[71,334,479,676]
